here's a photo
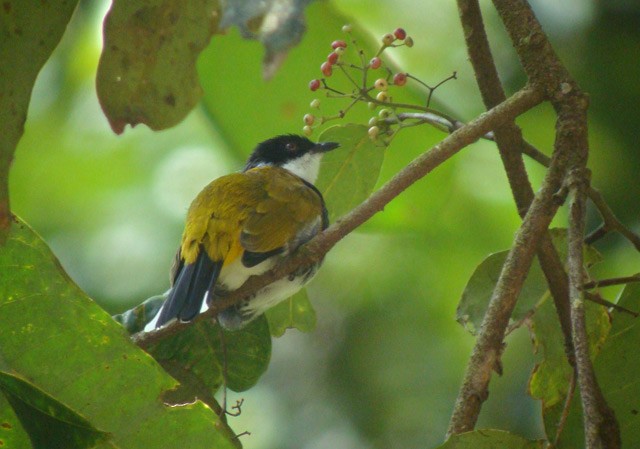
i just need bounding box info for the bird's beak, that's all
[312,141,340,154]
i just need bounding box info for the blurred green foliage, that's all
[7,0,640,448]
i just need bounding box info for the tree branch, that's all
[567,167,621,449]
[456,0,575,372]
[486,0,621,446]
[446,118,570,435]
[448,0,611,435]
[133,85,544,349]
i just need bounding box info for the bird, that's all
[145,135,339,331]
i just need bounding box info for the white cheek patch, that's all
[281,153,323,184]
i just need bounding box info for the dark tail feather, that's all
[155,248,223,327]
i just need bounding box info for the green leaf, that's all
[0,371,112,449]
[96,0,219,134]
[148,317,271,393]
[219,0,312,78]
[456,228,603,334]
[265,289,317,337]
[436,429,544,448]
[0,0,78,231]
[545,283,640,448]
[315,124,386,222]
[528,297,610,409]
[0,394,32,449]
[456,251,547,335]
[0,217,236,449]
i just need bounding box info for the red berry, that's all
[394,27,407,40]
[331,40,347,49]
[327,52,339,65]
[321,61,333,77]
[369,57,382,69]
[393,72,408,86]
[309,79,321,91]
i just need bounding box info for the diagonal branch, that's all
[446,115,571,435]
[456,0,575,371]
[133,85,544,349]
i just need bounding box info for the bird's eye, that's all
[285,143,297,152]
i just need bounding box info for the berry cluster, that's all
[303,25,455,142]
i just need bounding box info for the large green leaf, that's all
[545,283,640,448]
[0,217,236,448]
[456,250,547,335]
[148,317,271,394]
[315,124,386,222]
[96,0,219,134]
[456,228,602,334]
[0,371,112,449]
[436,429,544,448]
[265,289,317,337]
[0,0,78,232]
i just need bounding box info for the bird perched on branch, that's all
[145,135,339,331]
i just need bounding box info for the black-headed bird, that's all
[145,135,339,331]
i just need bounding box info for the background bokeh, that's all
[9,1,640,448]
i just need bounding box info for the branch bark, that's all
[134,85,544,349]
[446,0,621,445]
[567,167,621,449]
[446,117,570,434]
[456,0,574,368]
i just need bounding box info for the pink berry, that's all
[393,72,408,86]
[309,79,321,91]
[369,57,382,69]
[394,27,407,40]
[321,61,333,77]
[331,40,347,49]
[327,52,339,65]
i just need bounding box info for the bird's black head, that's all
[244,135,339,171]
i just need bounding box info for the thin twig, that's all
[584,291,639,317]
[585,188,640,251]
[133,85,544,349]
[584,274,640,290]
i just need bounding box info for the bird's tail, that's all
[154,246,222,328]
